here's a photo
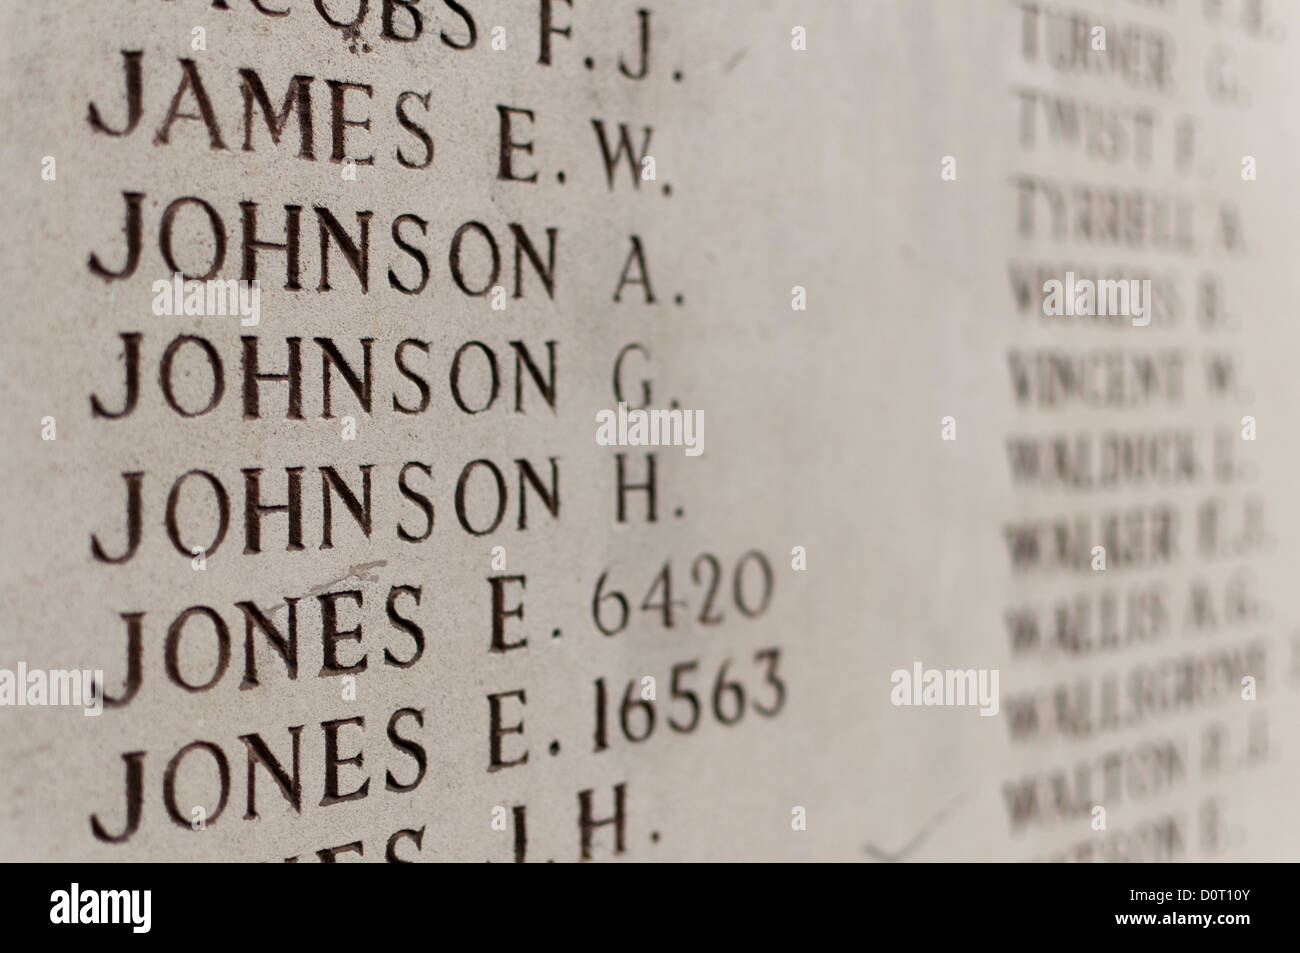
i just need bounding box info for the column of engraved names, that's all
[487,3,791,862]
[70,1,725,862]
[998,0,1275,861]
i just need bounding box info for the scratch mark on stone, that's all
[266,560,388,617]
[862,789,971,862]
[11,742,52,763]
[723,47,747,74]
